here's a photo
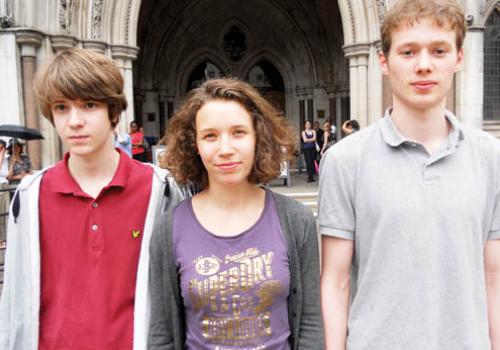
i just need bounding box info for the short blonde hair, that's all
[381,0,466,55]
[160,78,296,188]
[33,48,127,127]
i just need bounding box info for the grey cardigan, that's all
[148,191,324,349]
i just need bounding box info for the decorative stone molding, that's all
[343,43,370,58]
[58,0,72,33]
[0,15,14,28]
[82,39,107,54]
[111,45,139,61]
[373,40,382,53]
[91,0,103,40]
[125,0,133,44]
[50,34,78,52]
[376,0,386,24]
[16,29,44,57]
[346,0,356,42]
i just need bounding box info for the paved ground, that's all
[267,170,319,195]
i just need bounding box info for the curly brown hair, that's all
[159,78,296,188]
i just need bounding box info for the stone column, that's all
[16,29,43,170]
[111,45,139,132]
[48,35,79,161]
[344,43,370,128]
[50,34,78,53]
[82,40,107,54]
[457,27,484,128]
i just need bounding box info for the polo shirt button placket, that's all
[92,224,98,232]
[92,202,98,208]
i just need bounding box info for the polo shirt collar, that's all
[51,149,132,196]
[380,107,465,148]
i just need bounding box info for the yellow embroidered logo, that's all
[131,230,141,239]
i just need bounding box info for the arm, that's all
[148,217,176,349]
[297,210,324,349]
[320,132,330,156]
[321,236,353,350]
[301,131,308,143]
[485,239,500,349]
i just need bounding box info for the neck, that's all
[202,181,262,208]
[390,98,450,153]
[67,146,120,190]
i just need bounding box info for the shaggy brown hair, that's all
[33,48,127,128]
[381,0,466,56]
[160,78,296,188]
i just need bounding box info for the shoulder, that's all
[271,191,315,224]
[461,124,500,153]
[322,121,381,167]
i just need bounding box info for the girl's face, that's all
[130,123,139,132]
[13,144,22,154]
[305,121,311,130]
[195,100,256,188]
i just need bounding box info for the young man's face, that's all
[52,99,114,158]
[379,17,463,113]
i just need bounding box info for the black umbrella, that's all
[0,124,44,140]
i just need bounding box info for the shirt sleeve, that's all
[318,147,356,240]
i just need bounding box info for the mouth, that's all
[411,81,437,91]
[216,162,241,170]
[68,135,89,142]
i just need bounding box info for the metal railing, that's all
[0,184,17,292]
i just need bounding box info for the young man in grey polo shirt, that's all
[319,0,500,349]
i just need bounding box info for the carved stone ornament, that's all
[58,0,72,33]
[376,0,386,24]
[0,15,14,28]
[223,26,247,62]
[91,0,103,39]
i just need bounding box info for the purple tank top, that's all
[173,190,291,349]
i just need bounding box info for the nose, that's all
[218,134,234,155]
[415,50,433,74]
[67,106,84,128]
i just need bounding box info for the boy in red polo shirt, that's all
[0,48,182,350]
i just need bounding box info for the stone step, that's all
[281,192,318,216]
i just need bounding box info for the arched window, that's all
[246,60,285,113]
[484,9,500,120]
[186,61,224,91]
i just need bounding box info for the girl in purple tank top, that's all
[149,78,323,349]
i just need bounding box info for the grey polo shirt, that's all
[319,109,500,350]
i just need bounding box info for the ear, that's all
[454,47,464,73]
[378,51,389,75]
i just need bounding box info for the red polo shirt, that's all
[38,150,153,350]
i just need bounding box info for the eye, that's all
[84,102,97,109]
[202,133,217,141]
[53,104,67,112]
[233,129,247,136]
[433,48,447,56]
[400,49,415,57]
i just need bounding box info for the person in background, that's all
[6,138,32,185]
[149,78,323,349]
[341,119,360,136]
[320,121,334,158]
[129,120,147,162]
[0,140,9,184]
[113,128,132,157]
[301,120,317,182]
[320,0,500,348]
[314,120,324,155]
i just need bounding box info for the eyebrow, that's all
[396,40,453,48]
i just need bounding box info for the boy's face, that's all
[51,98,114,159]
[379,17,463,114]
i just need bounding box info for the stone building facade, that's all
[0,0,499,168]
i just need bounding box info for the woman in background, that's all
[129,120,147,162]
[301,121,317,183]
